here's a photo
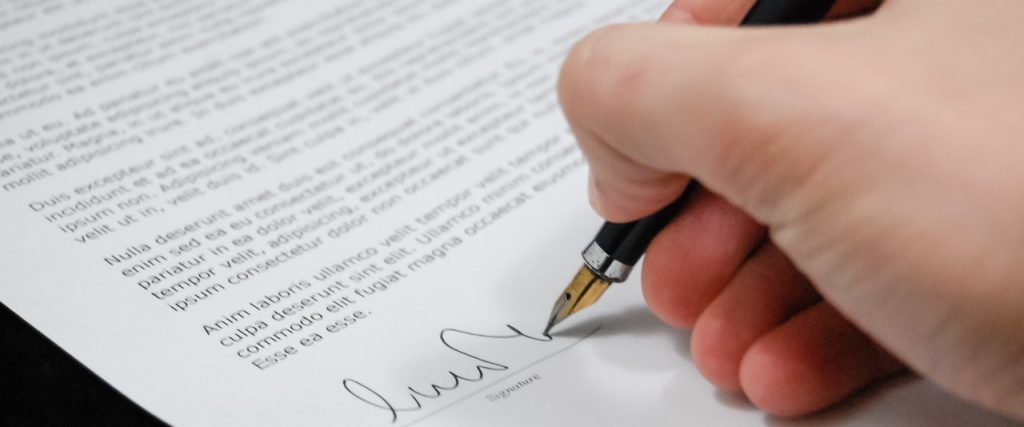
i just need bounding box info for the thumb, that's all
[559,20,873,226]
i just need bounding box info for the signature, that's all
[341,325,551,423]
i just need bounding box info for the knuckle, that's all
[715,36,825,117]
[699,37,841,211]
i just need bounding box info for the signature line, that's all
[402,326,602,427]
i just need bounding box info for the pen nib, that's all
[544,266,611,336]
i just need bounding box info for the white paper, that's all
[0,1,1017,426]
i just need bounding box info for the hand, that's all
[559,0,1024,420]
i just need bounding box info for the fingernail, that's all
[587,173,609,215]
[659,5,696,24]
[587,173,601,204]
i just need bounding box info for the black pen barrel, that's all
[742,0,838,24]
[591,184,697,267]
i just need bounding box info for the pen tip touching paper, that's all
[543,295,567,337]
[543,266,611,336]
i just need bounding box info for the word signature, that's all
[341,325,551,423]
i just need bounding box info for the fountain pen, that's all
[544,0,840,335]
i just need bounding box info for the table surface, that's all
[0,302,165,426]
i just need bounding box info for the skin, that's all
[558,0,1024,420]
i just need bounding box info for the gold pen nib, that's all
[543,266,611,336]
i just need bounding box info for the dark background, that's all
[0,302,165,426]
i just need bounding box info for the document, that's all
[0,0,1016,425]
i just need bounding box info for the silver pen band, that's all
[581,241,632,282]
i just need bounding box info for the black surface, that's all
[0,302,166,426]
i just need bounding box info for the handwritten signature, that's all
[341,325,551,423]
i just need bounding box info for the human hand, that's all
[559,0,1024,420]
